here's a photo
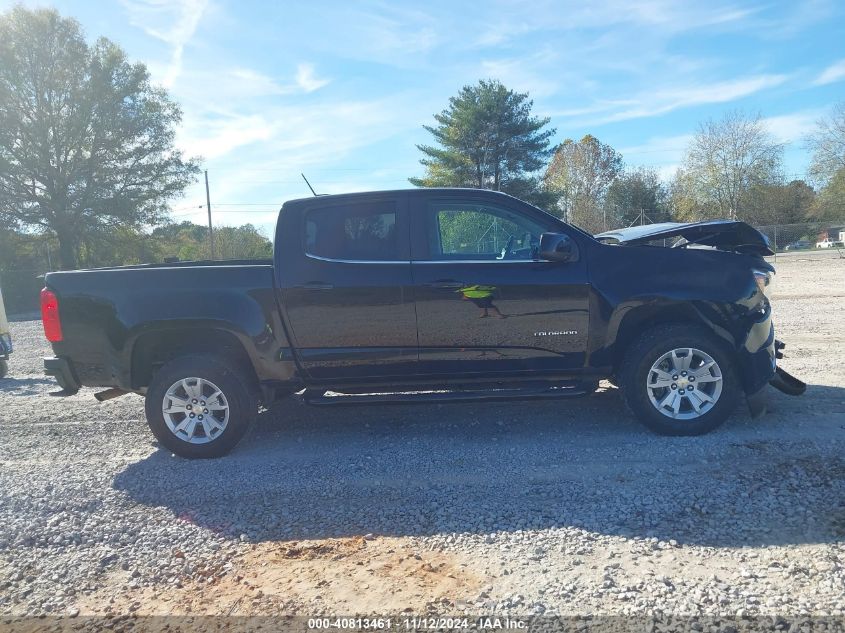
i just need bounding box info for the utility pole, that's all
[204,170,215,260]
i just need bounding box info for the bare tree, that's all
[807,101,845,186]
[544,135,623,231]
[604,167,669,227]
[681,111,783,221]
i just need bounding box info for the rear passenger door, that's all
[277,195,417,380]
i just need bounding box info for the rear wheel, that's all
[144,355,257,458]
[619,324,740,435]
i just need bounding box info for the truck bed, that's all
[43,262,285,390]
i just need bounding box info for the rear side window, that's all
[304,202,398,261]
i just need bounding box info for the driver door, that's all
[409,196,590,376]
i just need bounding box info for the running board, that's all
[303,384,592,406]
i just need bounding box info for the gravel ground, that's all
[1,255,844,622]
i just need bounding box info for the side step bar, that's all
[303,384,593,406]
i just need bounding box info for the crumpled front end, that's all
[737,298,775,418]
[0,332,11,357]
[595,219,775,256]
[731,267,805,417]
[0,285,11,359]
[769,341,807,396]
[738,305,806,417]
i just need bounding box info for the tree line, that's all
[0,6,272,273]
[412,80,845,233]
[1,6,843,281]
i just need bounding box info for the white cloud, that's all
[176,113,276,159]
[586,74,788,124]
[470,0,759,49]
[619,134,694,159]
[478,55,560,98]
[172,91,428,213]
[762,110,824,143]
[122,0,209,87]
[295,63,331,93]
[225,68,289,97]
[655,164,681,181]
[813,59,845,86]
[200,65,331,99]
[617,135,692,180]
[308,3,438,68]
[545,99,639,119]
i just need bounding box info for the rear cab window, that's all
[304,201,399,261]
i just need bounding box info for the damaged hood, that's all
[595,220,773,256]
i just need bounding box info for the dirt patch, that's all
[77,536,482,616]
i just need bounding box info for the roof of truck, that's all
[282,187,524,208]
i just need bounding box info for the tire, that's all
[619,324,741,436]
[0,359,7,379]
[144,355,257,458]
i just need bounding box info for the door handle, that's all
[298,281,334,290]
[426,280,464,290]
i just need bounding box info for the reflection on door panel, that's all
[413,200,590,374]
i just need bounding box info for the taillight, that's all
[40,288,63,342]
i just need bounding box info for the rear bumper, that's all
[44,356,81,392]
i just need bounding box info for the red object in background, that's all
[40,288,62,342]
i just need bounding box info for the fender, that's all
[593,297,737,367]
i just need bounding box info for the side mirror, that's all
[539,232,579,263]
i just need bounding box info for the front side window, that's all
[427,202,547,261]
[305,202,397,261]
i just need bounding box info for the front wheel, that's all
[144,355,257,458]
[619,324,741,436]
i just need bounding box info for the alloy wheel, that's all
[162,377,230,444]
[646,347,723,420]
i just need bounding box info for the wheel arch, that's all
[130,326,259,392]
[608,300,736,373]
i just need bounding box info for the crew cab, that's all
[41,189,804,458]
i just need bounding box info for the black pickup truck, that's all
[41,188,804,457]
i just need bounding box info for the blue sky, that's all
[5,0,845,235]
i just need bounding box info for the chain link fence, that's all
[755,221,845,257]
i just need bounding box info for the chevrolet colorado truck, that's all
[41,188,804,458]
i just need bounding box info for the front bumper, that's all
[0,332,11,358]
[769,340,806,396]
[44,356,81,393]
[745,339,806,418]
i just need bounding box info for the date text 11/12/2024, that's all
[307,617,528,630]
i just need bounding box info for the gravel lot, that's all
[1,254,845,622]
